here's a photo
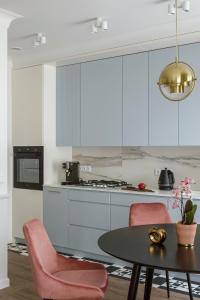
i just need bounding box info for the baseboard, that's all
[0,278,10,289]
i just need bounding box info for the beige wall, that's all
[12,65,43,239]
[12,189,43,239]
[12,65,43,146]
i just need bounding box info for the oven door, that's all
[14,151,43,190]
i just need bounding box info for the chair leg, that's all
[165,270,170,298]
[186,273,193,300]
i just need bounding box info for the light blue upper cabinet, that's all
[56,64,81,146]
[81,57,122,146]
[179,43,200,145]
[149,47,179,145]
[123,53,148,146]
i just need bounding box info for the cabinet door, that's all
[56,64,80,146]
[43,187,68,247]
[149,48,179,145]
[111,206,130,230]
[123,53,148,145]
[69,226,107,256]
[179,43,200,145]
[81,57,122,146]
[111,193,169,230]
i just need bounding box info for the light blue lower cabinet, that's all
[110,193,170,230]
[43,187,69,248]
[68,226,108,256]
[69,200,110,230]
[43,188,110,257]
[44,187,179,258]
[111,206,130,230]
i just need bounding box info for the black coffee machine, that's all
[158,168,175,190]
[61,161,80,185]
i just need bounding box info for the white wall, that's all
[8,58,13,242]
[0,8,22,290]
[43,64,72,185]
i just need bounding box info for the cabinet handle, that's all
[47,189,61,193]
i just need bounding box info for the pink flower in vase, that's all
[171,177,195,222]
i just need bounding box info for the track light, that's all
[182,0,190,12]
[168,2,175,15]
[91,24,98,34]
[168,0,191,15]
[33,32,47,47]
[102,20,108,31]
[91,17,108,34]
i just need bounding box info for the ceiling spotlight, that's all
[91,17,108,34]
[168,2,175,14]
[91,24,98,34]
[182,0,190,12]
[10,46,23,51]
[33,32,47,47]
[102,20,108,31]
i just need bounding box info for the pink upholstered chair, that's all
[129,202,172,227]
[23,219,108,300]
[129,202,193,300]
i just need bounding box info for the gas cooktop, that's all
[61,179,127,189]
[80,180,127,188]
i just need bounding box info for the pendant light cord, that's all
[175,0,179,63]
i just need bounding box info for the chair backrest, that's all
[129,202,172,226]
[23,218,58,277]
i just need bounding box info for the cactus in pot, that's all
[183,199,197,225]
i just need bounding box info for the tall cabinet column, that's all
[0,8,21,289]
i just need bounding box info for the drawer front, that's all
[111,193,169,207]
[43,188,68,247]
[110,193,136,206]
[69,201,110,230]
[111,206,129,230]
[69,225,108,255]
[68,189,109,204]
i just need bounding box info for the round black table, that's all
[98,224,200,300]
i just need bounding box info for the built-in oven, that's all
[13,146,43,190]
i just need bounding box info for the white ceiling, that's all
[0,0,200,67]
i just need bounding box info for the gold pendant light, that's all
[158,0,196,101]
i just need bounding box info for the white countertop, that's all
[44,184,200,200]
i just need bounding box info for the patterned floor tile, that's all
[8,243,200,298]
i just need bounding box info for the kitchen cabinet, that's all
[44,186,200,259]
[43,187,69,247]
[56,64,81,146]
[81,57,122,146]
[179,43,200,145]
[68,189,110,255]
[110,193,169,230]
[123,52,149,146]
[149,47,179,145]
[56,42,200,147]
[43,187,110,256]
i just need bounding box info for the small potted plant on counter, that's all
[172,177,197,247]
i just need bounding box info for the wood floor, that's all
[0,251,197,300]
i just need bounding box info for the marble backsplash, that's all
[72,147,200,190]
